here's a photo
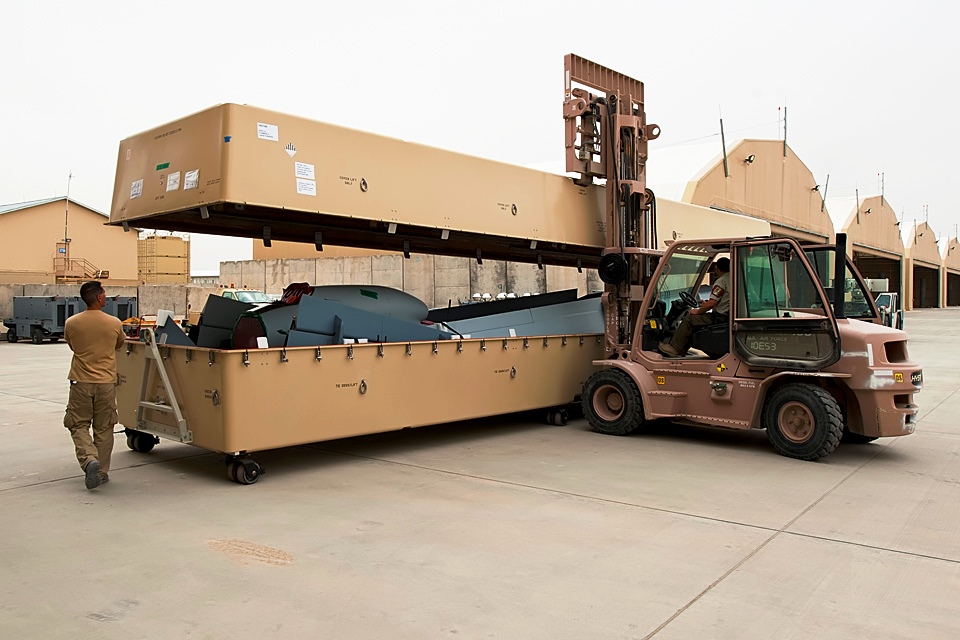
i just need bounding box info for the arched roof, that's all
[839,195,904,259]
[679,139,833,243]
[941,237,960,273]
[905,222,941,268]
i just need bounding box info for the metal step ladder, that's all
[135,328,193,443]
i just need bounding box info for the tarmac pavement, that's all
[1,310,958,639]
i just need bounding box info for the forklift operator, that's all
[659,257,730,357]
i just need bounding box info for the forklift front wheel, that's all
[582,369,645,436]
[764,384,842,461]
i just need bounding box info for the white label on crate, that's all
[130,179,143,199]
[184,170,199,190]
[294,162,315,180]
[296,178,316,196]
[166,172,181,192]
[257,122,279,141]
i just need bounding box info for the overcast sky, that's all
[3,1,956,273]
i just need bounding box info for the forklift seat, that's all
[690,322,729,359]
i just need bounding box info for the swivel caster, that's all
[125,430,159,453]
[545,408,568,426]
[226,457,263,485]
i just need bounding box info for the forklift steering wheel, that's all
[679,290,701,309]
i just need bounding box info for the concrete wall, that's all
[1,284,222,333]
[216,254,588,309]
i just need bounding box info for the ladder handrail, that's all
[135,328,193,443]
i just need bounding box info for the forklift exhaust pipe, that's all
[833,233,847,320]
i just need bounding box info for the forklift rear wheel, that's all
[234,460,262,485]
[581,369,645,436]
[5,329,16,343]
[764,384,842,461]
[129,432,158,453]
[31,328,43,344]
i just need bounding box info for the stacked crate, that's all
[138,235,190,284]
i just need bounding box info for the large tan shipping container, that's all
[109,103,606,269]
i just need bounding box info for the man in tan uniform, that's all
[64,281,126,489]
[659,257,731,357]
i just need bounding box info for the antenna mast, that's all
[64,171,73,243]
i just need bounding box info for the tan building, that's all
[840,195,904,298]
[679,139,833,243]
[904,222,941,309]
[944,237,960,306]
[0,197,137,284]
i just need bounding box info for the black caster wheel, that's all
[234,459,263,485]
[225,457,240,481]
[130,432,158,453]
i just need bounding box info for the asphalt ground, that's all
[1,309,958,639]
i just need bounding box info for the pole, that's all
[782,106,787,157]
[64,171,72,243]
[820,174,830,212]
[720,116,729,178]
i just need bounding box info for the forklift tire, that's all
[31,328,44,344]
[581,369,645,436]
[764,384,842,461]
[5,329,16,343]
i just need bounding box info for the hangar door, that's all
[912,265,940,308]
[853,251,901,295]
[948,272,960,306]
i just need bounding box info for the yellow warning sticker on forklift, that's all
[894,372,903,382]
[656,375,666,385]
[716,363,727,373]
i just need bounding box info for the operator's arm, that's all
[691,277,728,315]
[691,298,718,315]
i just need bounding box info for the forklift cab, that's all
[640,238,842,370]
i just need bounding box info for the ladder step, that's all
[139,401,174,413]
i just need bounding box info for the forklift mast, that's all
[563,55,661,357]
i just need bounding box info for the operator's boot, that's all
[658,342,684,357]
